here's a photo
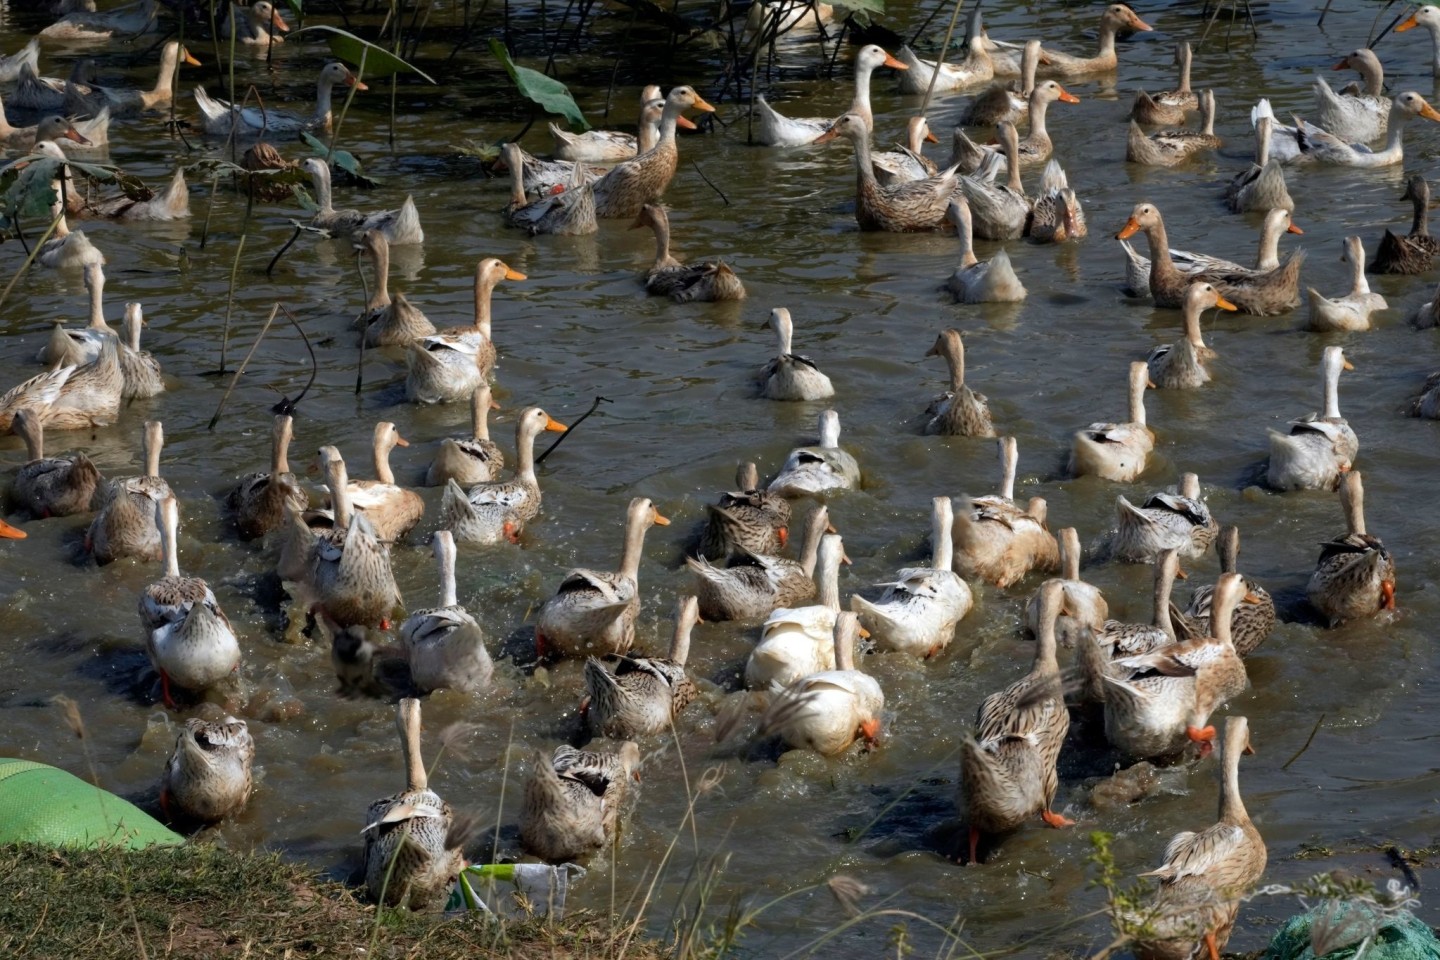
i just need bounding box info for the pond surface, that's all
[1,0,1438,954]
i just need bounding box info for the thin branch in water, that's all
[920,0,967,117]
[1282,713,1326,770]
[208,302,281,430]
[690,160,729,206]
[273,304,317,416]
[535,395,610,464]
[267,223,303,276]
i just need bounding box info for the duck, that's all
[1306,236,1386,332]
[27,142,106,271]
[959,39,1043,128]
[44,334,123,432]
[1407,366,1440,415]
[1267,346,1358,492]
[960,122,1029,241]
[405,258,522,405]
[1070,361,1155,483]
[0,365,73,436]
[226,414,308,541]
[310,446,403,630]
[37,260,110,368]
[1225,115,1293,214]
[1128,43,1198,125]
[746,533,848,689]
[767,409,861,497]
[141,496,242,706]
[1024,527,1108,639]
[1116,203,1304,315]
[812,113,956,233]
[851,496,973,657]
[1313,47,1389,143]
[1121,207,1300,302]
[1078,549,1186,704]
[629,203,744,302]
[992,3,1153,77]
[64,41,199,117]
[8,60,79,113]
[870,116,940,186]
[78,166,191,222]
[1027,160,1086,244]
[426,384,503,487]
[1147,282,1234,389]
[954,436,1058,587]
[1091,573,1251,759]
[755,45,907,146]
[1396,5,1440,76]
[326,422,424,543]
[159,717,254,824]
[694,462,790,561]
[1289,91,1440,167]
[0,38,39,85]
[400,531,493,694]
[959,579,1072,864]
[1126,716,1265,960]
[1411,280,1440,329]
[519,741,640,863]
[1369,175,1440,275]
[225,1,290,46]
[493,142,603,199]
[688,502,829,622]
[86,420,170,564]
[894,4,993,93]
[0,108,88,152]
[194,61,366,138]
[534,497,669,658]
[592,85,713,218]
[761,611,884,756]
[503,149,597,237]
[354,229,434,348]
[304,158,424,245]
[549,85,659,162]
[758,307,833,401]
[39,0,157,39]
[582,595,699,739]
[742,0,834,36]
[1010,80,1080,164]
[362,699,464,909]
[10,408,102,519]
[117,304,162,401]
[923,328,995,436]
[945,195,1025,304]
[1126,90,1220,166]
[1182,527,1275,658]
[1106,472,1219,567]
[1306,470,1395,626]
[438,406,565,544]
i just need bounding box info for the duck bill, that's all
[811,127,839,145]
[62,126,90,145]
[691,94,716,113]
[882,52,908,70]
[1057,87,1081,104]
[1343,358,1355,370]
[0,519,26,539]
[924,130,939,143]
[1331,58,1349,71]
[676,114,698,130]
[503,266,527,280]
[1115,216,1141,240]
[1129,13,1154,30]
[652,511,671,526]
[393,434,410,447]
[1216,295,1238,312]
[1397,13,1419,31]
[1241,592,1262,604]
[544,416,567,433]
[1286,222,1304,234]
[182,48,202,66]
[1420,102,1440,123]
[269,10,291,31]
[345,72,370,92]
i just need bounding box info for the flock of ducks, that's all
[0,0,1433,952]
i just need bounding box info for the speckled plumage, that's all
[161,717,253,823]
[520,741,640,863]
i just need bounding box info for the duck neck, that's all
[152,43,179,99]
[1182,294,1207,350]
[471,389,491,441]
[161,501,180,578]
[1176,44,1193,93]
[834,617,857,670]
[437,533,458,607]
[1255,216,1284,271]
[1346,242,1370,296]
[312,162,335,214]
[1413,187,1432,238]
[515,419,541,485]
[143,424,162,478]
[1344,478,1367,536]
[124,305,142,350]
[952,201,977,268]
[1129,368,1148,427]
[373,433,395,485]
[1358,58,1384,96]
[314,76,338,124]
[998,439,1017,501]
[799,510,826,577]
[1003,135,1023,193]
[1219,725,1249,823]
[930,498,954,571]
[1095,20,1121,60]
[848,132,879,189]
[773,314,794,356]
[472,268,496,338]
[814,542,841,610]
[397,700,427,792]
[1027,94,1052,145]
[85,266,106,331]
[328,456,352,528]
[369,237,391,309]
[1200,92,1216,136]
[1322,357,1343,420]
[1255,118,1273,167]
[848,60,877,129]
[1141,214,1177,279]
[818,413,841,449]
[1379,109,1408,159]
[656,100,686,149]
[272,418,292,474]
[944,335,966,391]
[1060,528,1080,580]
[1218,528,1239,574]
[16,415,42,461]
[1020,41,1040,95]
[618,507,650,583]
[1151,556,1176,638]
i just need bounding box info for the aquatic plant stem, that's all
[920,0,965,116]
[535,395,610,464]
[208,303,280,430]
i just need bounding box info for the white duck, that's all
[746,533,848,690]
[1070,361,1155,482]
[1397,5,1440,76]
[37,260,110,367]
[400,530,493,694]
[761,612,884,756]
[767,410,860,497]
[1314,48,1389,143]
[753,45,908,147]
[757,307,833,401]
[303,158,424,245]
[895,5,993,94]
[945,195,1025,304]
[1024,527,1108,638]
[30,141,105,270]
[1278,92,1440,167]
[1267,346,1357,492]
[195,61,366,137]
[1306,236,1386,332]
[851,496,973,658]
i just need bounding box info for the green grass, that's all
[0,843,668,959]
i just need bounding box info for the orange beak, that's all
[1398,13,1419,31]
[1057,86,1080,104]
[489,398,501,410]
[1381,580,1396,610]
[824,522,837,535]
[1420,102,1440,123]
[1331,58,1349,71]
[1186,724,1216,744]
[1115,216,1141,240]
[1242,741,1256,756]
[1242,592,1262,604]
[859,718,880,743]
[62,126,89,145]
[1146,377,1158,389]
[856,624,870,639]
[1287,222,1304,234]
[777,527,788,549]
[182,47,202,66]
[840,550,853,566]
[1342,358,1355,371]
[393,433,410,447]
[1130,13,1154,30]
[503,266,527,280]
[677,114,698,130]
[811,127,839,145]
[653,510,671,526]
[924,129,939,143]
[345,72,369,91]
[1215,295,1238,311]
[691,94,716,113]
[1174,566,1188,580]
[882,52,908,70]
[269,9,290,30]
[0,519,25,539]
[544,416,567,433]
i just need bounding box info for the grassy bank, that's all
[0,843,667,960]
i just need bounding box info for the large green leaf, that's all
[287,25,436,83]
[489,40,589,132]
[833,0,884,26]
[300,131,377,185]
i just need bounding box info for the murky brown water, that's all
[1,0,1439,953]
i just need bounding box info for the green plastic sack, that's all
[1261,901,1440,960]
[0,759,183,850]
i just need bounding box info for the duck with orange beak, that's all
[754,44,908,146]
[592,85,713,219]
[0,519,26,540]
[1396,5,1440,78]
[194,61,366,137]
[760,612,885,757]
